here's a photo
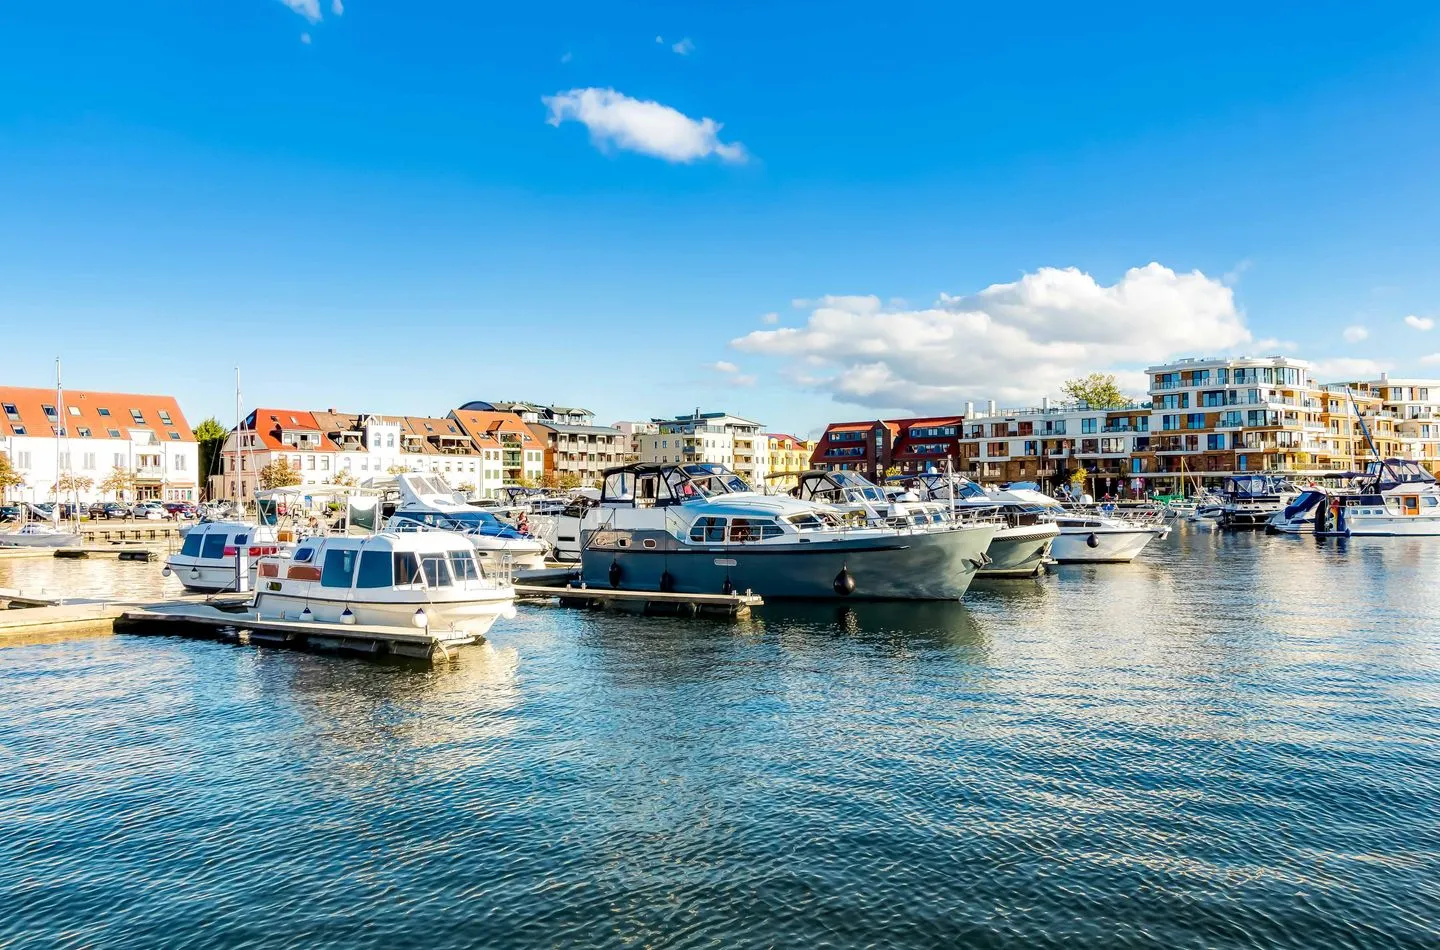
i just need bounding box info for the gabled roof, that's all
[0,386,195,441]
[447,410,544,449]
[243,408,339,452]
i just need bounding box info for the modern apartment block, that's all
[637,411,769,485]
[0,387,198,504]
[957,403,1150,490]
[808,420,898,482]
[1338,375,1440,474]
[764,433,816,491]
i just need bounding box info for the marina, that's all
[1,523,1436,948]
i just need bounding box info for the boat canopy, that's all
[1364,458,1437,489]
[600,463,753,506]
[1224,474,1294,496]
[794,470,886,503]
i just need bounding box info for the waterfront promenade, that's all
[1,526,1436,949]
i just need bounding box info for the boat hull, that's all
[252,589,515,637]
[581,525,997,600]
[0,532,81,548]
[164,558,255,593]
[470,536,548,571]
[1050,526,1158,563]
[978,524,1058,578]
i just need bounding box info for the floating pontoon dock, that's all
[515,583,763,618]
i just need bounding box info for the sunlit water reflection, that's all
[1,526,1437,948]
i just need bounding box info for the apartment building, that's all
[764,433,815,492]
[890,416,966,475]
[448,410,547,493]
[0,387,199,504]
[460,400,595,427]
[809,420,898,482]
[209,407,339,501]
[958,403,1150,491]
[529,421,625,486]
[637,411,769,485]
[1338,375,1440,474]
[612,421,658,465]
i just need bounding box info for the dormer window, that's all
[97,407,110,417]
[1,403,17,422]
[107,428,121,438]
[68,406,81,416]
[130,409,145,424]
[42,405,57,421]
[158,410,173,425]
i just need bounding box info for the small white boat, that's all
[163,521,284,593]
[1008,489,1166,563]
[253,530,516,637]
[0,522,82,548]
[1269,459,1440,536]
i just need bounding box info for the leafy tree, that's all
[259,458,303,489]
[514,475,538,489]
[99,466,137,501]
[327,469,357,488]
[556,472,582,490]
[0,453,24,501]
[386,464,412,475]
[1062,373,1131,409]
[1068,466,1090,496]
[193,417,230,498]
[456,481,477,495]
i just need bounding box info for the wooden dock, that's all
[117,604,476,661]
[0,544,159,561]
[515,583,762,618]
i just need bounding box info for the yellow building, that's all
[765,433,815,492]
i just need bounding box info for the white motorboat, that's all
[387,473,549,570]
[886,472,1060,578]
[998,487,1165,563]
[254,530,516,637]
[163,521,284,593]
[1268,459,1440,536]
[578,463,998,600]
[1216,474,1299,529]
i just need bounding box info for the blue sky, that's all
[3,2,1440,434]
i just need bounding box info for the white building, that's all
[1336,374,1440,474]
[0,387,199,504]
[638,411,769,485]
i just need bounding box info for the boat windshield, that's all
[828,471,884,501]
[393,510,525,537]
[1366,458,1436,485]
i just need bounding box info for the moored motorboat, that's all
[253,531,516,637]
[896,472,1059,578]
[579,463,997,600]
[387,473,548,570]
[1268,459,1440,536]
[0,521,82,548]
[1217,474,1298,529]
[163,521,283,593]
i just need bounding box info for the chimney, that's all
[1380,372,1389,382]
[965,401,974,418]
[987,400,997,416]
[1041,396,1050,411]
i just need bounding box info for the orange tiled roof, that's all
[448,410,545,448]
[0,386,194,441]
[244,408,339,452]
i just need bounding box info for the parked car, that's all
[89,502,130,520]
[132,502,166,521]
[163,501,198,520]
[0,504,20,523]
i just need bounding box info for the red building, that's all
[809,420,898,481]
[889,416,966,475]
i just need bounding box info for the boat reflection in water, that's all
[578,463,998,600]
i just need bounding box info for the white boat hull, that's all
[253,589,516,637]
[979,524,1059,578]
[0,531,81,548]
[165,559,255,593]
[1050,526,1158,563]
[470,536,548,571]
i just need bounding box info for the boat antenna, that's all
[1346,386,1394,485]
[54,357,64,530]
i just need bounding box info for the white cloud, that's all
[731,263,1250,413]
[1405,314,1434,331]
[709,361,739,374]
[671,37,695,55]
[300,32,312,43]
[1223,258,1253,286]
[1309,357,1390,380]
[542,87,747,163]
[1420,353,1440,364]
[1252,337,1298,352]
[332,0,343,14]
[1342,325,1369,343]
[278,0,322,23]
[761,312,779,325]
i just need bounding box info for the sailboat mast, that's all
[54,357,64,528]
[234,367,242,507]
[1347,386,1392,483]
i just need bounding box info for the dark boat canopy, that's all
[599,463,753,507]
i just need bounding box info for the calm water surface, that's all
[1,527,1437,948]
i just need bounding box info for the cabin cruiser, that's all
[163,521,283,593]
[1268,459,1440,536]
[253,531,516,636]
[0,521,82,548]
[579,463,997,600]
[1217,474,1299,529]
[387,473,548,570]
[854,471,1058,579]
[910,474,1164,563]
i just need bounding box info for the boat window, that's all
[449,550,479,582]
[180,533,203,557]
[689,517,727,543]
[293,546,316,563]
[321,548,358,587]
[234,534,248,545]
[729,517,782,541]
[787,513,825,531]
[201,533,228,560]
[355,550,393,588]
[1425,497,1439,508]
[421,555,453,587]
[393,552,422,585]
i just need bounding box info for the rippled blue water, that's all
[2,527,1438,948]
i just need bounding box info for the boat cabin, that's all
[600,463,754,508]
[176,522,281,561]
[258,532,493,590]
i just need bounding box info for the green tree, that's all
[0,453,25,501]
[456,481,477,495]
[1068,466,1090,496]
[1061,373,1131,409]
[327,469,357,488]
[99,466,137,501]
[193,417,229,499]
[386,464,411,475]
[259,458,303,490]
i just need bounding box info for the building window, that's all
[12,426,25,436]
[130,409,145,424]
[175,456,187,471]
[68,405,81,416]
[2,403,18,422]
[1081,418,1098,434]
[168,431,180,440]
[158,410,173,425]
[42,404,57,421]
[77,427,92,437]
